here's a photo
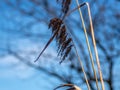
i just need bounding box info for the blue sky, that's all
[0,1,58,90]
[0,0,120,90]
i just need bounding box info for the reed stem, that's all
[72,41,91,90]
[66,26,91,90]
[86,2,105,90]
[75,0,100,90]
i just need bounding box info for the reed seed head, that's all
[49,18,63,33]
[48,17,73,63]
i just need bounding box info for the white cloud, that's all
[0,55,35,79]
[0,55,19,66]
[0,39,57,79]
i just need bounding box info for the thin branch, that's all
[7,49,70,84]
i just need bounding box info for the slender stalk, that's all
[66,2,105,90]
[66,26,91,90]
[72,41,91,90]
[64,3,86,18]
[86,2,105,90]
[75,0,100,90]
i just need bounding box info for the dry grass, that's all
[34,0,105,90]
[54,84,81,90]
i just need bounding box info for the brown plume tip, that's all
[56,0,72,14]
[35,17,73,63]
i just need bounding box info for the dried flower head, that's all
[34,17,73,63]
[49,18,63,33]
[49,18,73,63]
[54,84,81,90]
